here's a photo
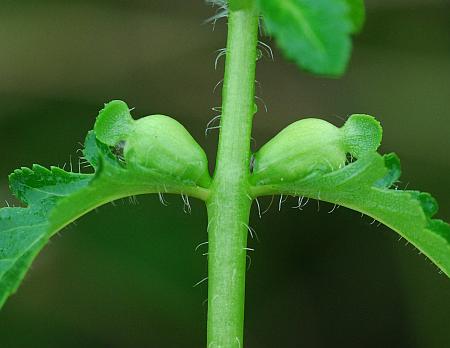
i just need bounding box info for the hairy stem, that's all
[206,4,259,348]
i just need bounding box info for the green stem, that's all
[206,5,259,348]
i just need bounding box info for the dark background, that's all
[0,1,449,347]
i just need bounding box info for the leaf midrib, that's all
[281,0,325,53]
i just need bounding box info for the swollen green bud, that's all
[125,116,211,187]
[94,100,211,188]
[252,118,346,185]
[251,114,383,185]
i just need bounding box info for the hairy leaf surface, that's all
[0,166,92,307]
[0,102,210,308]
[251,153,450,276]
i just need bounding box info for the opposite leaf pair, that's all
[0,100,448,310]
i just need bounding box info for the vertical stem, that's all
[206,4,259,348]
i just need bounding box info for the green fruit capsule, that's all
[251,114,382,185]
[94,100,211,188]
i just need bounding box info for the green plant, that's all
[1,0,448,346]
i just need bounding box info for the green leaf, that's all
[0,101,210,308]
[1,167,93,307]
[257,0,353,76]
[345,0,365,33]
[251,153,450,276]
[9,165,92,206]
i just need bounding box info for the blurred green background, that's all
[0,1,449,347]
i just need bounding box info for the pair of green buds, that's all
[95,100,382,189]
